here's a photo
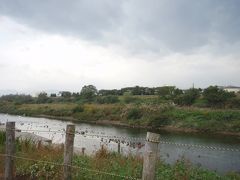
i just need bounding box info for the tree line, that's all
[0,85,239,108]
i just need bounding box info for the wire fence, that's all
[0,153,139,180]
[1,121,240,179]
[1,126,240,152]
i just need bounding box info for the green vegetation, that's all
[0,102,239,133]
[0,85,240,134]
[0,134,239,179]
[96,95,120,104]
[203,86,236,108]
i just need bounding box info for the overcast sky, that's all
[0,0,240,94]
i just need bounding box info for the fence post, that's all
[81,147,85,155]
[64,124,75,180]
[142,132,160,180]
[5,122,15,180]
[117,140,121,154]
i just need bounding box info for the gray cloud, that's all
[0,0,123,40]
[1,0,240,54]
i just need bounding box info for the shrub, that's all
[174,88,200,106]
[226,98,240,109]
[0,131,6,146]
[127,108,142,120]
[148,113,171,126]
[96,96,119,104]
[192,99,208,108]
[203,86,236,108]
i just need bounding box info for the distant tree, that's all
[98,89,120,96]
[59,91,72,98]
[132,86,139,95]
[132,86,145,95]
[174,88,200,106]
[146,88,155,95]
[72,92,80,97]
[120,87,132,95]
[80,85,98,101]
[172,88,183,97]
[157,86,176,100]
[99,86,156,96]
[203,86,235,107]
[50,93,57,97]
[0,94,33,104]
[37,92,49,103]
[144,87,155,95]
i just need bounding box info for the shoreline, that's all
[1,112,239,137]
[34,114,240,137]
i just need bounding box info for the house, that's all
[219,86,240,93]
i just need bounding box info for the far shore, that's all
[25,114,240,137]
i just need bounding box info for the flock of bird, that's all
[1,118,146,153]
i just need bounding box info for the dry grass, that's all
[19,103,76,111]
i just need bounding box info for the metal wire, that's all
[0,153,139,180]
[76,133,145,141]
[1,127,240,152]
[160,141,240,152]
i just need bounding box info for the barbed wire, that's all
[76,133,145,141]
[77,134,240,152]
[1,127,144,141]
[0,127,64,134]
[160,141,240,152]
[1,127,240,152]
[0,153,139,180]
[70,164,140,179]
[1,120,52,124]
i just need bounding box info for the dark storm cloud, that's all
[0,0,124,39]
[0,0,240,53]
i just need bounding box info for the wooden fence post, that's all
[142,132,160,180]
[5,122,15,180]
[117,140,121,154]
[81,147,85,155]
[64,124,75,180]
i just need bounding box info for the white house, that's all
[219,86,240,93]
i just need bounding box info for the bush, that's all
[174,88,200,106]
[0,131,6,146]
[96,96,119,104]
[192,99,208,108]
[148,113,171,126]
[226,98,240,109]
[203,86,236,108]
[127,108,142,120]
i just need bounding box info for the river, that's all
[0,113,239,174]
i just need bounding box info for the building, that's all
[219,86,240,93]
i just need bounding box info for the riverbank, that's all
[34,114,240,137]
[0,102,240,136]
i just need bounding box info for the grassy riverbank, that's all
[0,131,239,179]
[0,101,240,135]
